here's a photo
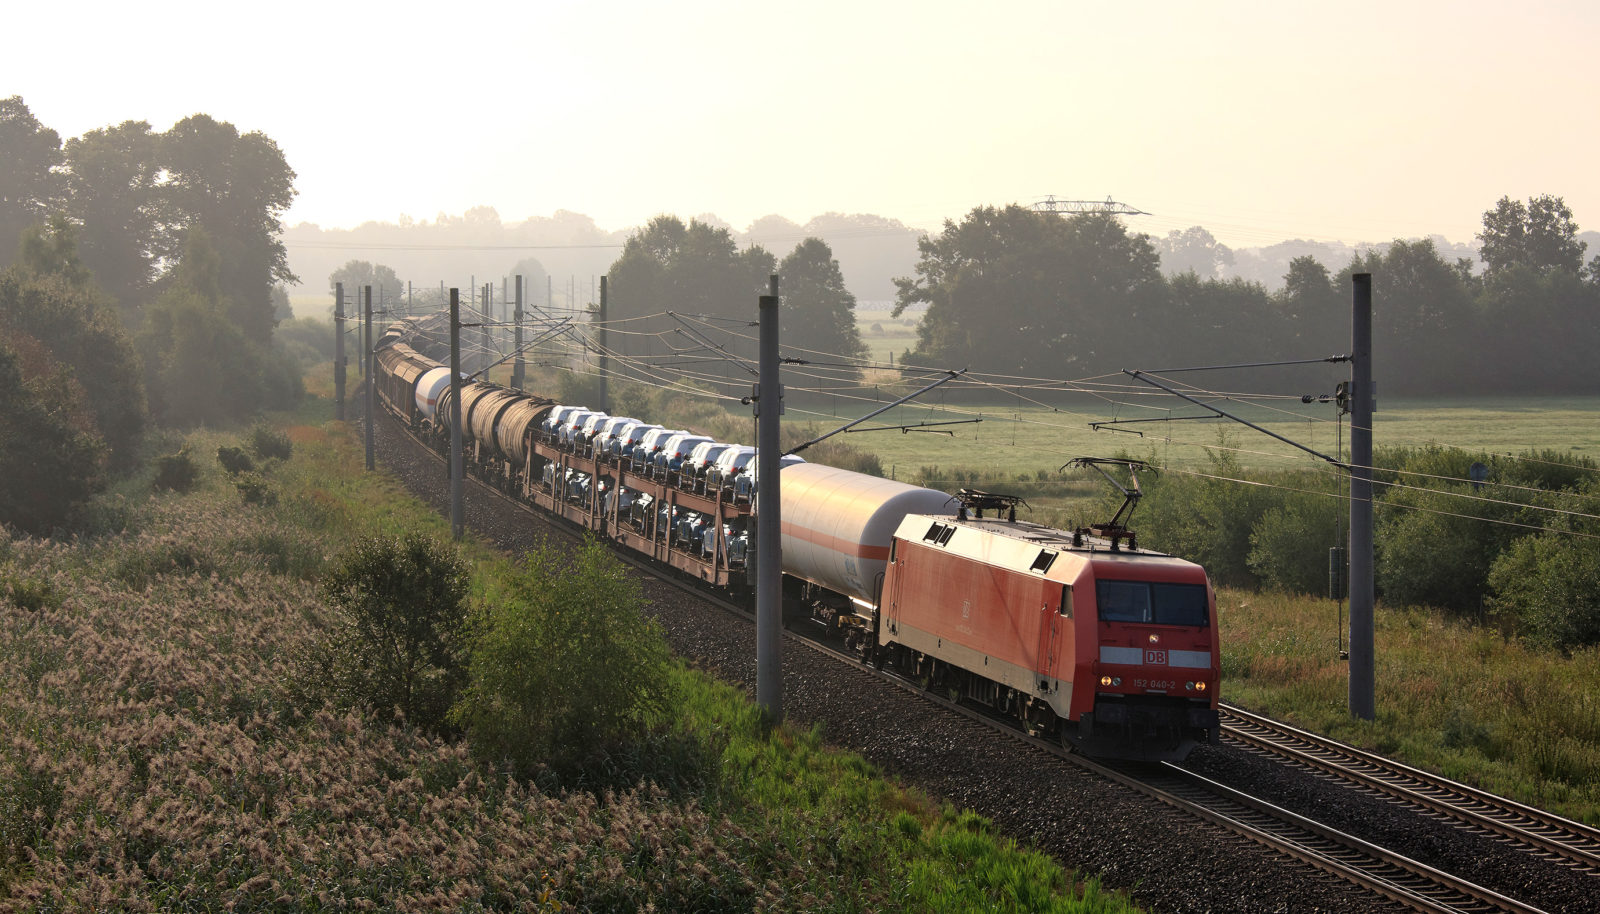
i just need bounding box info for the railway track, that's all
[370,407,1571,913]
[1220,704,1600,876]
[787,633,1553,913]
[1097,760,1550,914]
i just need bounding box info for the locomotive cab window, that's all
[1029,550,1057,574]
[1096,579,1208,627]
[923,522,945,543]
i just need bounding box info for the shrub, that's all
[452,537,677,781]
[0,345,107,533]
[307,533,471,733]
[151,449,199,493]
[216,445,254,475]
[234,474,276,506]
[1,567,60,611]
[1247,483,1346,595]
[1134,442,1276,587]
[249,424,293,461]
[1489,531,1600,652]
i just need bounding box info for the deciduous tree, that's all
[0,96,63,269]
[1477,194,1587,277]
[1343,238,1474,394]
[161,114,297,343]
[138,228,301,426]
[1156,226,1235,279]
[777,237,868,367]
[893,205,1164,376]
[328,260,404,299]
[63,120,165,321]
[605,215,776,369]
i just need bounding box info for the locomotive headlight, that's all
[1195,681,1207,692]
[1148,633,1160,644]
[1100,675,1113,687]
[1186,681,1195,691]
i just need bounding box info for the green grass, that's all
[788,395,1600,482]
[857,308,920,366]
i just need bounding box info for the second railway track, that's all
[1221,705,1600,876]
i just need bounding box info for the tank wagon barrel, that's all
[779,463,955,605]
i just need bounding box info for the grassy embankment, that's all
[0,390,1135,912]
[1220,589,1600,824]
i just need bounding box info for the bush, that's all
[0,346,107,533]
[216,445,254,475]
[1247,482,1346,595]
[274,316,337,368]
[452,537,677,782]
[1489,528,1600,652]
[1373,447,1540,615]
[234,474,276,506]
[306,533,472,733]
[1134,442,1276,587]
[1,567,61,611]
[249,424,293,461]
[0,269,146,470]
[151,450,199,493]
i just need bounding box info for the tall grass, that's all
[0,401,1135,911]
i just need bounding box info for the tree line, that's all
[1,96,303,533]
[894,196,1599,396]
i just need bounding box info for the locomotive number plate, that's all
[1132,679,1177,691]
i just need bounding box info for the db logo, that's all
[1145,650,1168,665]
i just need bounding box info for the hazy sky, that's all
[8,0,1596,248]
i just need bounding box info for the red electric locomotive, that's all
[871,485,1219,762]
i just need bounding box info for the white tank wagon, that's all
[779,463,955,605]
[414,367,453,426]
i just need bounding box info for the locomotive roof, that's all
[940,514,1175,558]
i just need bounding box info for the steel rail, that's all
[1220,704,1600,875]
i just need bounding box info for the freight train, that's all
[370,322,1220,761]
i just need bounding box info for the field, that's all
[786,382,1600,486]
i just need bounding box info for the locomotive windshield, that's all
[1096,579,1209,627]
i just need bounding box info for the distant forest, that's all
[288,200,1600,398]
[284,209,927,309]
[283,207,1600,308]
